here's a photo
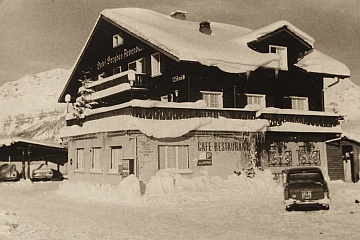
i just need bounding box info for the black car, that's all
[0,163,20,181]
[283,167,330,211]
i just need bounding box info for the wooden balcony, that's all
[87,70,148,93]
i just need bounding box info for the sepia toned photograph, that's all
[0,0,359,239]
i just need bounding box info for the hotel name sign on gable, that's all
[97,45,144,70]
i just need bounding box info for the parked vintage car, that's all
[283,167,330,211]
[30,163,53,181]
[0,163,20,181]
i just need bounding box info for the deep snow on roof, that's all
[99,8,349,76]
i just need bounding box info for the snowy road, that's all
[1,173,360,240]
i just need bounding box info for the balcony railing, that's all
[66,105,257,126]
[88,70,148,93]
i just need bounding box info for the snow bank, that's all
[56,175,143,205]
[55,169,281,206]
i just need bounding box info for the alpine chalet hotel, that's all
[59,8,351,185]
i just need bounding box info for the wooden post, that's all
[22,148,26,180]
[27,146,31,180]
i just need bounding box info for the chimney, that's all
[170,10,187,20]
[199,21,212,35]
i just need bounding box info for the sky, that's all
[0,0,359,86]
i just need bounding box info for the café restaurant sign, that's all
[97,45,144,70]
[198,141,245,152]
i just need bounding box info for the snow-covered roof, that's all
[268,122,342,133]
[0,138,64,149]
[99,8,348,76]
[295,50,350,77]
[101,8,278,73]
[60,115,269,139]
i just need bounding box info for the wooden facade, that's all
[326,138,360,182]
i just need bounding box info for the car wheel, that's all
[285,206,292,212]
[323,205,330,211]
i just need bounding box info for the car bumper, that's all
[284,198,330,207]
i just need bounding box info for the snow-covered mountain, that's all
[0,68,69,142]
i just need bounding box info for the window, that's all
[128,58,145,74]
[269,45,288,70]
[290,96,309,110]
[246,93,266,108]
[159,146,189,170]
[201,91,223,108]
[75,148,84,171]
[113,66,122,75]
[91,147,102,172]
[151,53,161,77]
[113,34,124,48]
[110,146,122,173]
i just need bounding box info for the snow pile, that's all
[56,169,281,205]
[56,175,144,204]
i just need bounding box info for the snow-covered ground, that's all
[1,170,360,240]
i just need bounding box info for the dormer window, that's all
[269,45,288,70]
[113,33,124,48]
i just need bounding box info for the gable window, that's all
[128,58,145,74]
[159,145,189,170]
[90,147,102,172]
[290,96,309,110]
[269,45,288,70]
[201,91,223,108]
[246,93,266,108]
[75,148,84,172]
[110,146,122,173]
[113,34,124,48]
[151,53,161,77]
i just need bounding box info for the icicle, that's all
[246,70,251,80]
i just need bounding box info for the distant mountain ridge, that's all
[0,68,70,142]
[0,68,359,143]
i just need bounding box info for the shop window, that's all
[151,53,161,77]
[158,145,189,170]
[201,91,223,108]
[298,143,320,166]
[290,96,309,110]
[90,147,102,172]
[110,146,122,173]
[268,142,292,167]
[269,45,288,70]
[245,93,266,108]
[128,58,145,74]
[75,148,84,172]
[113,66,122,75]
[113,33,124,48]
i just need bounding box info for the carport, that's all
[0,138,68,179]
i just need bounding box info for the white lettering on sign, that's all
[172,74,186,83]
[96,45,144,70]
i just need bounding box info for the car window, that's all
[287,172,324,183]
